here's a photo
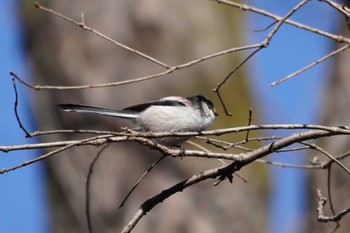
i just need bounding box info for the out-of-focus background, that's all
[1,0,350,232]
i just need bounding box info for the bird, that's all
[58,94,217,146]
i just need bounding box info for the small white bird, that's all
[58,94,217,146]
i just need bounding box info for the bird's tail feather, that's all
[58,104,138,119]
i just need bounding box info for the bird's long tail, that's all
[58,104,138,119]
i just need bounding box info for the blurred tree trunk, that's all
[307,4,350,232]
[22,1,265,233]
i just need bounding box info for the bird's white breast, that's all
[137,105,213,132]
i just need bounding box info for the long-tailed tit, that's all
[58,94,217,146]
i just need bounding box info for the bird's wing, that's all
[122,99,186,112]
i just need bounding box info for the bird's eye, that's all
[208,104,218,116]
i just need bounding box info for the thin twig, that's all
[321,0,350,17]
[13,2,264,92]
[261,0,310,47]
[119,155,167,209]
[214,0,309,112]
[30,129,119,137]
[0,135,112,174]
[303,142,350,176]
[317,189,350,223]
[10,69,175,90]
[215,0,350,43]
[86,144,110,233]
[270,44,350,86]
[34,2,170,69]
[253,20,277,32]
[245,108,253,142]
[259,159,322,169]
[10,44,260,91]
[11,77,31,138]
[326,165,340,232]
[213,48,261,116]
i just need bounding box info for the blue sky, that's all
[0,1,50,233]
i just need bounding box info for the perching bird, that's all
[58,94,217,146]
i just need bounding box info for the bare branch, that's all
[2,124,350,152]
[213,48,261,116]
[121,165,227,233]
[303,142,350,175]
[321,0,350,17]
[259,159,322,169]
[245,108,253,142]
[10,41,260,90]
[261,0,310,46]
[11,76,31,138]
[326,165,340,232]
[270,44,350,86]
[119,155,167,209]
[317,189,350,223]
[34,2,171,69]
[215,0,350,43]
[253,20,277,32]
[86,145,110,233]
[214,0,309,111]
[121,128,349,232]
[5,2,350,231]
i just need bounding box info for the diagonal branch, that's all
[215,0,350,43]
[213,0,309,114]
[34,2,170,69]
[270,44,350,86]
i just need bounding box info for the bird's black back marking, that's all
[123,99,186,112]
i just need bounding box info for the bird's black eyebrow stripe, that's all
[122,100,186,112]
